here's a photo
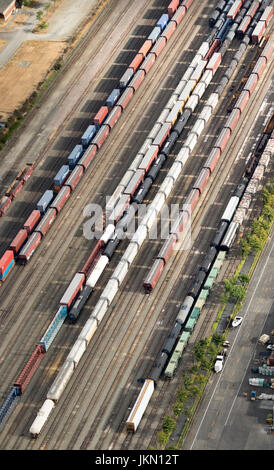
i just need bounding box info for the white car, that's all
[232,316,243,328]
[267,344,274,351]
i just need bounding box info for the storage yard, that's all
[0,0,273,451]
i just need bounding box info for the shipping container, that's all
[81,125,96,148]
[148,26,161,44]
[138,145,159,172]
[104,105,122,130]
[30,399,55,438]
[50,186,71,213]
[243,73,258,96]
[260,39,274,61]
[215,128,231,152]
[172,5,187,25]
[156,13,169,31]
[53,165,70,190]
[157,235,177,264]
[252,57,267,79]
[0,250,15,279]
[37,190,54,214]
[120,68,134,88]
[223,108,240,133]
[106,88,120,108]
[94,106,108,128]
[128,53,143,73]
[91,124,109,150]
[168,0,179,18]
[193,168,210,195]
[10,229,28,254]
[260,6,273,25]
[23,209,41,235]
[251,21,265,43]
[123,169,145,197]
[14,345,45,394]
[67,144,83,169]
[234,90,249,114]
[203,147,221,173]
[138,40,152,57]
[47,360,74,402]
[206,52,222,75]
[227,0,242,19]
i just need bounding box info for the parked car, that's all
[266,344,274,351]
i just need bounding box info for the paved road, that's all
[183,227,274,450]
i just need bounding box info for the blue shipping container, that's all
[81,125,96,148]
[53,165,70,188]
[38,305,67,352]
[37,190,54,214]
[156,14,169,31]
[148,26,161,44]
[67,144,83,169]
[106,89,121,108]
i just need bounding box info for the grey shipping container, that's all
[37,190,54,214]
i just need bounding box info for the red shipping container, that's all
[0,250,14,274]
[128,69,145,92]
[34,208,57,236]
[234,90,249,113]
[168,0,179,18]
[77,144,97,170]
[50,186,71,213]
[65,165,84,191]
[203,147,221,173]
[151,36,167,57]
[172,5,187,25]
[138,40,152,57]
[117,87,134,110]
[224,108,241,133]
[94,106,108,127]
[129,53,143,72]
[18,232,42,262]
[185,189,199,215]
[206,52,222,75]
[143,258,164,292]
[23,209,41,234]
[104,105,122,129]
[205,38,220,60]
[161,20,177,41]
[140,53,156,74]
[215,128,231,152]
[237,16,251,38]
[170,210,189,240]
[10,229,28,254]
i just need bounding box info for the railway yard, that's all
[0,0,273,453]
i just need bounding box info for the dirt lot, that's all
[0,39,7,52]
[0,40,66,120]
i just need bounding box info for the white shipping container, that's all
[197,41,210,58]
[207,92,219,109]
[181,66,195,82]
[100,224,115,245]
[86,255,109,288]
[159,176,174,199]
[191,118,205,137]
[131,224,148,248]
[47,361,74,402]
[157,108,170,125]
[149,122,162,140]
[200,69,213,87]
[106,185,124,216]
[192,82,206,100]
[140,207,158,231]
[30,399,55,438]
[126,379,154,432]
[60,273,85,306]
[184,132,198,152]
[174,79,187,96]
[179,80,196,103]
[128,153,145,172]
